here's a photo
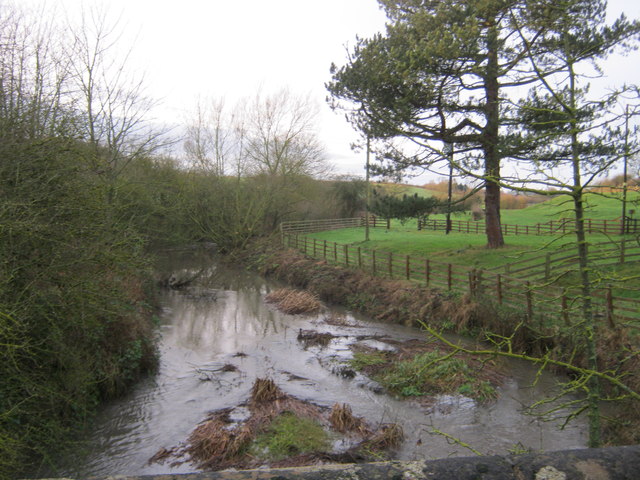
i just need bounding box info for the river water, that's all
[53,251,587,477]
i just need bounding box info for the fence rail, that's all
[282,232,640,328]
[492,238,640,281]
[418,217,640,236]
[281,216,389,234]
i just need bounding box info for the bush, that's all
[0,138,157,478]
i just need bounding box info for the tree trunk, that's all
[573,192,600,447]
[485,178,504,248]
[483,22,505,249]
[568,57,600,447]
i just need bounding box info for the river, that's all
[51,250,587,477]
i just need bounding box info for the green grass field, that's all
[303,191,640,295]
[427,191,640,224]
[308,226,627,270]
[503,191,640,222]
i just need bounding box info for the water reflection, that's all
[52,251,587,477]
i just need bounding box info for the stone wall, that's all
[40,445,640,480]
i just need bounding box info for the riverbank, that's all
[241,238,640,446]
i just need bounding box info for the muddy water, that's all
[57,252,587,477]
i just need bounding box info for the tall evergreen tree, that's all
[328,0,542,247]
[327,0,636,249]
[507,0,639,447]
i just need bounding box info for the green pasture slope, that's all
[501,191,640,223]
[306,191,640,272]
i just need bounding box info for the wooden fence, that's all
[281,216,389,235]
[491,238,640,281]
[418,217,640,236]
[282,232,640,328]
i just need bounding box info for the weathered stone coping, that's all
[36,444,640,480]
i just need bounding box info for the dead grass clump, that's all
[265,288,322,314]
[185,411,255,470]
[187,416,235,461]
[251,378,283,405]
[249,378,324,425]
[363,423,404,450]
[324,312,362,328]
[147,446,176,465]
[297,329,335,348]
[329,403,370,435]
[151,377,406,471]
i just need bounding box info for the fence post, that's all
[447,264,452,291]
[561,289,570,326]
[358,247,362,268]
[372,250,377,275]
[497,274,503,304]
[418,219,422,231]
[388,252,393,278]
[526,281,533,321]
[323,240,327,259]
[404,255,410,280]
[468,269,476,296]
[345,244,349,267]
[313,239,317,257]
[606,285,615,328]
[425,259,430,286]
[620,238,626,264]
[387,218,391,230]
[334,242,337,262]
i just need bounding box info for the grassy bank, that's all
[245,238,640,446]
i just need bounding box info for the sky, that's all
[19,0,640,183]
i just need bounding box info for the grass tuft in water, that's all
[348,351,388,371]
[251,412,329,460]
[377,350,497,402]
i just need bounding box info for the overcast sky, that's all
[22,0,640,182]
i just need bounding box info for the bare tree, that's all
[184,97,242,177]
[245,89,329,178]
[67,5,165,183]
[0,4,76,140]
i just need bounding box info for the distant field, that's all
[428,191,640,225]
[503,191,640,222]
[304,191,640,271]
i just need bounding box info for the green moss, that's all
[375,351,497,402]
[349,351,388,370]
[251,413,329,460]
